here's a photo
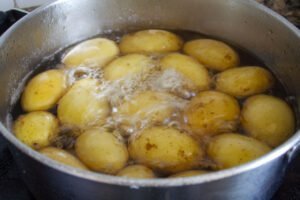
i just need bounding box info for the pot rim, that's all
[0,0,300,188]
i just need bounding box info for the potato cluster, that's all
[13,29,295,178]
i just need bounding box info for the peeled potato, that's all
[119,29,183,54]
[169,170,208,178]
[117,165,156,179]
[114,91,176,130]
[57,78,110,129]
[160,53,211,92]
[62,38,119,68]
[215,66,274,98]
[104,54,154,81]
[75,128,128,174]
[14,112,58,149]
[128,126,203,174]
[21,70,66,112]
[185,91,240,136]
[241,95,295,147]
[183,39,240,71]
[207,133,271,169]
[40,147,87,170]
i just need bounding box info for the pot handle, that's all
[286,142,300,164]
[0,9,28,36]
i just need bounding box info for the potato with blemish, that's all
[75,128,128,174]
[207,133,271,169]
[21,69,66,112]
[62,38,119,68]
[184,91,240,136]
[119,29,183,54]
[241,95,295,147]
[117,165,156,178]
[57,78,110,129]
[128,126,204,174]
[215,66,274,98]
[160,53,211,92]
[14,111,58,149]
[169,170,208,178]
[183,39,240,71]
[40,147,88,170]
[104,54,154,81]
[114,91,178,130]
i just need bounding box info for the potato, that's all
[75,128,128,174]
[160,53,211,92]
[128,126,204,174]
[117,165,156,179]
[215,66,274,98]
[241,95,295,147]
[21,70,66,112]
[40,147,87,170]
[119,29,183,54]
[14,112,58,149]
[184,91,240,136]
[169,170,208,178]
[104,54,154,81]
[183,39,240,71]
[207,133,271,169]
[114,91,176,130]
[62,38,119,68]
[57,78,110,129]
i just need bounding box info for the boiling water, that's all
[10,30,290,167]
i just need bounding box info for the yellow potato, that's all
[62,38,119,68]
[114,91,176,130]
[104,54,154,81]
[128,126,204,174]
[169,170,208,178]
[119,29,183,54]
[75,128,128,174]
[183,39,240,71]
[207,133,271,169]
[21,70,66,112]
[160,53,211,92]
[14,112,58,149]
[117,165,156,179]
[215,66,274,98]
[57,78,110,129]
[184,91,240,136]
[40,147,87,170]
[241,95,295,147]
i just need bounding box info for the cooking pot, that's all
[0,0,299,199]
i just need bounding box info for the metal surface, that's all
[0,0,300,199]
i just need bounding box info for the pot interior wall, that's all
[0,0,299,137]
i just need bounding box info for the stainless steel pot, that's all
[0,0,299,199]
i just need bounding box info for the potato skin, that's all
[57,79,110,129]
[75,129,128,174]
[160,53,211,92]
[241,95,295,147]
[119,30,183,54]
[104,54,154,81]
[40,147,88,170]
[114,91,176,130]
[14,112,58,149]
[183,39,239,71]
[207,133,271,169]
[128,126,203,174]
[62,38,119,68]
[169,170,208,178]
[184,91,240,136]
[117,165,156,179]
[21,70,66,112]
[215,66,274,98]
